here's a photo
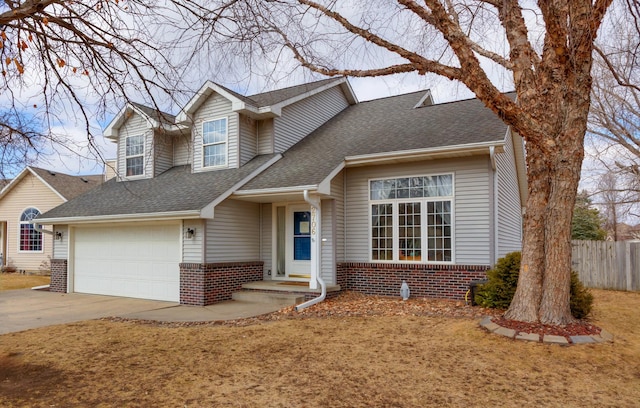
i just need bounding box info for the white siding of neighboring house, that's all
[183,219,204,263]
[239,114,257,166]
[205,199,260,262]
[154,133,174,176]
[173,133,192,167]
[331,170,345,263]
[496,130,523,258]
[344,157,492,266]
[257,119,274,155]
[261,203,272,279]
[320,199,335,284]
[273,86,350,153]
[192,93,239,172]
[53,225,68,260]
[117,113,154,180]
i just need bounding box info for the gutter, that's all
[295,190,327,311]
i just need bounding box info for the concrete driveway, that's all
[0,289,284,335]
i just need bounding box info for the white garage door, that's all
[74,223,181,302]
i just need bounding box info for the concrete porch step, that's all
[231,290,305,306]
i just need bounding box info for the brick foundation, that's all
[50,259,68,293]
[337,262,489,300]
[179,261,264,306]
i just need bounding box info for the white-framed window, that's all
[202,118,227,168]
[369,174,454,263]
[125,134,145,176]
[19,207,42,252]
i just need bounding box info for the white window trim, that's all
[202,117,229,169]
[18,207,44,254]
[368,173,455,264]
[124,134,145,178]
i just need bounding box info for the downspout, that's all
[296,190,327,311]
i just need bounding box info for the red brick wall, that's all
[179,262,263,306]
[50,259,68,293]
[337,262,489,300]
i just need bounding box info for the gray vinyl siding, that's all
[239,114,257,166]
[496,130,523,258]
[53,225,68,260]
[257,119,274,154]
[192,93,239,172]
[331,171,345,263]
[183,219,204,263]
[154,133,174,176]
[273,86,350,153]
[205,199,260,262]
[117,113,154,180]
[261,203,272,279]
[173,133,192,166]
[344,157,492,266]
[321,199,336,284]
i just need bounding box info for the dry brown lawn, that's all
[0,273,50,291]
[1,289,639,408]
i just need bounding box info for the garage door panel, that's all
[74,223,180,302]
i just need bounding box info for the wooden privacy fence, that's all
[571,240,640,291]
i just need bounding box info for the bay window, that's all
[370,174,453,263]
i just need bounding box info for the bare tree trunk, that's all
[504,143,546,322]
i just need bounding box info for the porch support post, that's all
[304,191,321,290]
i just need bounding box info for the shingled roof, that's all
[28,167,104,200]
[240,91,513,191]
[38,155,279,220]
[247,77,342,107]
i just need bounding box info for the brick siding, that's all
[337,262,489,300]
[179,261,263,306]
[50,259,68,293]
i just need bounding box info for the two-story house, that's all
[36,77,526,305]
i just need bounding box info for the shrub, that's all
[570,270,593,319]
[475,251,521,309]
[475,251,594,319]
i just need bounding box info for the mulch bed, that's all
[104,291,602,340]
[493,316,601,338]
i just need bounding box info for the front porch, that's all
[235,280,342,304]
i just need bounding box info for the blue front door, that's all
[293,211,311,261]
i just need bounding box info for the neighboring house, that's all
[0,167,103,273]
[36,77,526,304]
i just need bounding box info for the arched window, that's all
[19,208,42,252]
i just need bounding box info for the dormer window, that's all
[125,135,144,176]
[203,118,227,168]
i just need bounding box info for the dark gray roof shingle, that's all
[248,77,342,107]
[130,102,176,126]
[241,91,512,190]
[38,155,277,219]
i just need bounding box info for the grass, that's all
[0,273,50,291]
[0,289,639,407]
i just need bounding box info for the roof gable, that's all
[176,77,357,124]
[104,103,175,139]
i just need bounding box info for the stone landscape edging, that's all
[479,316,614,345]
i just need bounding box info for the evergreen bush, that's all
[475,251,594,319]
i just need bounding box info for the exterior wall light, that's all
[55,231,63,241]
[184,227,195,239]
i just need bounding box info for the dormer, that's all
[176,77,358,173]
[104,103,187,181]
